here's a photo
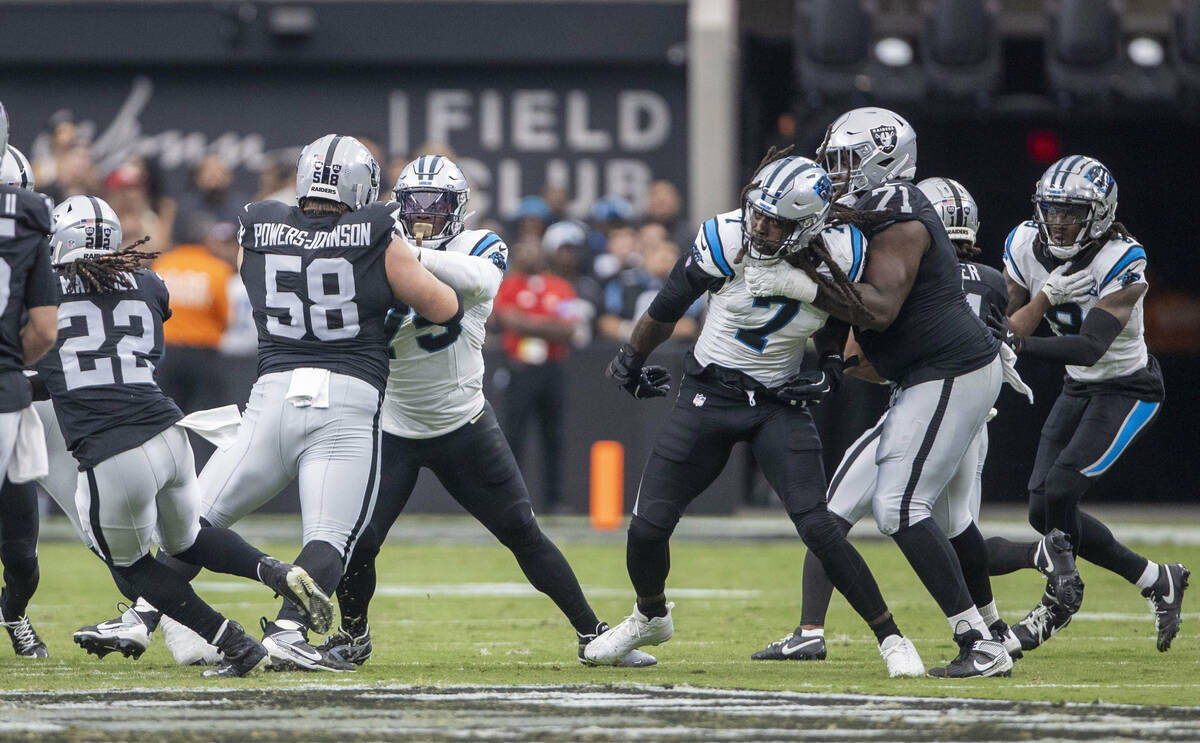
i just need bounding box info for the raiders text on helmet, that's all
[296,134,380,210]
[821,107,918,196]
[0,146,35,191]
[392,155,471,248]
[917,177,979,246]
[1032,155,1118,260]
[50,195,122,265]
[742,156,833,261]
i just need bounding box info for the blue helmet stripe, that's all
[760,157,795,194]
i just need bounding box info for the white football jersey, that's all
[688,210,867,388]
[381,229,507,438]
[1002,220,1148,383]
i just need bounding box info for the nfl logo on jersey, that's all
[692,393,706,407]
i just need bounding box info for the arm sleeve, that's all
[23,235,57,308]
[417,248,505,302]
[647,253,723,323]
[1020,307,1122,366]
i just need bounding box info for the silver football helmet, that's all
[296,134,380,210]
[391,155,470,248]
[0,101,8,154]
[742,155,833,262]
[1032,155,1118,260]
[917,177,979,247]
[0,145,35,191]
[50,195,122,264]
[820,107,917,196]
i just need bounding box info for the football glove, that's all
[774,354,843,406]
[1040,264,1092,305]
[606,344,672,399]
[987,305,1023,354]
[744,261,819,303]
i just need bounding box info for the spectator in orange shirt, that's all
[494,237,581,513]
[152,214,235,414]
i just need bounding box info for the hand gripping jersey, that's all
[237,200,399,392]
[1003,220,1149,384]
[39,269,182,469]
[0,185,57,412]
[686,210,867,388]
[850,181,1000,387]
[382,229,507,438]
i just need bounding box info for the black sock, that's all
[626,517,672,601]
[1043,465,1089,555]
[171,526,266,582]
[111,554,225,643]
[636,594,668,619]
[870,613,901,643]
[0,551,39,620]
[501,524,599,636]
[336,528,380,637]
[0,480,40,619]
[891,518,973,618]
[798,515,851,628]
[155,549,203,582]
[1077,511,1150,584]
[985,537,1037,575]
[950,523,994,608]
[276,540,343,626]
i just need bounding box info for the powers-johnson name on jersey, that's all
[1002,221,1148,383]
[687,210,866,388]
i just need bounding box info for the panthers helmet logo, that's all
[813,174,833,204]
[1084,165,1114,196]
[870,125,897,154]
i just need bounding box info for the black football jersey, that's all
[237,200,399,392]
[851,180,1000,387]
[40,268,182,469]
[0,186,57,412]
[961,260,1008,325]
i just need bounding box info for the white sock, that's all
[978,601,1000,626]
[133,597,156,614]
[799,627,824,638]
[948,606,989,636]
[1136,561,1160,590]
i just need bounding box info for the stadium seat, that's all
[922,0,1001,105]
[794,0,873,105]
[1046,0,1122,107]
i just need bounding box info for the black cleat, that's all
[577,622,657,667]
[928,626,1013,678]
[319,625,374,666]
[257,557,334,635]
[2,609,48,659]
[1143,563,1190,652]
[203,621,269,678]
[1011,589,1073,652]
[751,628,827,661]
[72,603,154,660]
[988,619,1022,661]
[260,618,354,672]
[1032,529,1084,614]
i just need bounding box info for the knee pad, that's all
[628,515,673,546]
[791,507,844,554]
[494,520,543,555]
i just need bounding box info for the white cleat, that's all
[879,634,925,678]
[161,615,221,666]
[583,603,674,665]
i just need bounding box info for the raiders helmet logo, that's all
[870,125,898,153]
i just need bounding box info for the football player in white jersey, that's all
[583,152,925,678]
[995,155,1188,652]
[318,155,653,668]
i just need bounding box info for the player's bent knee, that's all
[494,520,543,555]
[791,507,850,555]
[628,515,674,546]
[1044,464,1090,507]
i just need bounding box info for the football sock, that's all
[870,613,902,644]
[978,600,1000,626]
[0,479,39,619]
[626,516,672,600]
[155,551,203,582]
[1041,464,1088,554]
[794,509,890,625]
[950,523,994,608]
[1076,512,1153,585]
[336,529,380,637]
[499,525,599,636]
[892,518,975,620]
[171,526,266,582]
[985,537,1037,575]
[110,554,225,643]
[276,540,343,626]
[947,605,990,637]
[1136,561,1160,590]
[798,514,851,628]
[636,595,668,619]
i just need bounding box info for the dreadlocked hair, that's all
[1101,221,1134,243]
[732,144,796,266]
[58,237,159,294]
[954,240,982,261]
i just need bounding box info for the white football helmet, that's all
[820,107,917,196]
[296,134,380,210]
[0,100,8,154]
[742,155,833,261]
[391,155,470,249]
[0,145,35,191]
[1032,155,1118,260]
[917,177,979,247]
[50,195,122,264]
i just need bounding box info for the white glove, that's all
[744,261,819,303]
[1040,264,1092,305]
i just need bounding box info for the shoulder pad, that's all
[1002,221,1038,285]
[692,211,740,278]
[459,230,506,257]
[4,187,54,233]
[854,180,926,215]
[818,224,867,281]
[1094,237,1147,291]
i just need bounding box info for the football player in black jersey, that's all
[40,195,336,677]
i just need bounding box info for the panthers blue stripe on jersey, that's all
[702,218,733,277]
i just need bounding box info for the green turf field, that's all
[2,517,1196,708]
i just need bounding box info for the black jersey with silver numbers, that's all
[39,269,182,469]
[0,185,57,412]
[852,181,1000,386]
[238,200,400,392]
[961,260,1008,324]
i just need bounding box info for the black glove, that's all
[775,354,843,407]
[987,305,1023,353]
[606,344,672,399]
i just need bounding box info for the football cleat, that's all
[203,621,270,678]
[878,634,924,678]
[1032,529,1084,614]
[257,557,334,635]
[1142,563,1190,652]
[928,627,1012,678]
[73,603,155,659]
[319,625,374,667]
[989,619,1023,661]
[1,608,48,659]
[161,615,221,666]
[577,622,658,667]
[1011,593,1073,652]
[751,628,827,661]
[582,603,674,666]
[260,618,354,672]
